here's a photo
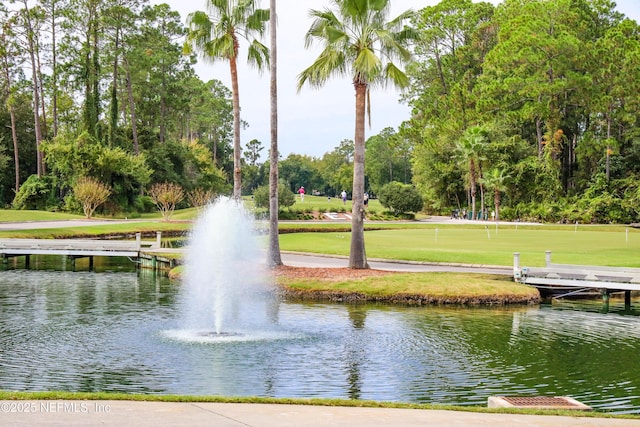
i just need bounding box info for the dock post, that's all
[513,252,520,280]
[156,232,162,249]
[136,233,141,249]
[602,289,610,313]
[545,251,552,267]
[625,290,632,311]
[89,256,94,271]
[25,255,30,269]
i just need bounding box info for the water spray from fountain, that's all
[179,196,276,338]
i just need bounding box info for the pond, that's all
[1,266,639,414]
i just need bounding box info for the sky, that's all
[153,0,640,161]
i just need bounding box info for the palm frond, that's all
[297,48,346,91]
[246,8,269,34]
[384,62,409,89]
[206,35,235,61]
[353,48,382,83]
[305,9,342,48]
[247,39,269,71]
[207,0,229,15]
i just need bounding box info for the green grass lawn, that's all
[278,272,539,301]
[278,225,640,267]
[0,210,84,222]
[268,194,385,213]
[0,221,191,239]
[291,194,359,210]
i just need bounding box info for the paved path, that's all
[281,252,511,275]
[1,400,638,427]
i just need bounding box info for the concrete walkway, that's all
[1,401,638,427]
[281,252,512,275]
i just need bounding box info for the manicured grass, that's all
[289,194,380,211]
[277,272,539,303]
[0,210,84,222]
[0,221,191,239]
[278,226,640,267]
[136,207,201,221]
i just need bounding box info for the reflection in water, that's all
[0,270,639,413]
[345,306,368,400]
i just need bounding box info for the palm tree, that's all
[267,0,282,267]
[297,0,416,269]
[184,0,269,200]
[482,167,510,222]
[456,126,487,220]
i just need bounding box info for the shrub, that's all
[62,194,83,214]
[148,182,185,221]
[133,195,156,213]
[188,188,215,207]
[73,177,112,218]
[378,181,424,215]
[12,175,56,210]
[253,183,295,209]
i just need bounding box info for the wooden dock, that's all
[0,233,177,271]
[513,251,640,307]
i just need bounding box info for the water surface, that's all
[0,269,639,414]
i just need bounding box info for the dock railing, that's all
[513,251,640,292]
[0,232,162,258]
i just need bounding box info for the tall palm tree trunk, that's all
[230,52,242,200]
[267,0,282,267]
[349,82,368,269]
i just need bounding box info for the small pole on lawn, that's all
[485,225,490,240]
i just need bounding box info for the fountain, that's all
[174,196,277,341]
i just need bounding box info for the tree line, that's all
[1,0,639,227]
[405,0,640,224]
[0,0,235,212]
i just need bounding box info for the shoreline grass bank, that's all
[274,267,540,305]
[169,265,540,305]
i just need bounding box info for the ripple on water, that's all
[161,328,306,344]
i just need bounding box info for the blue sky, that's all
[157,0,640,160]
